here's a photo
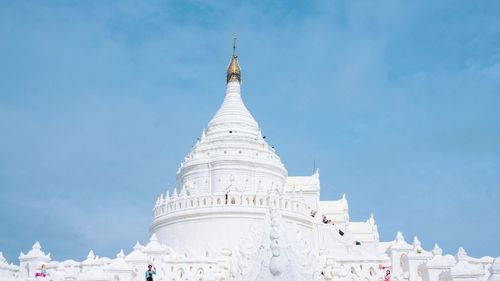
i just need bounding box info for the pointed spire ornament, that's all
[341,193,348,209]
[413,236,423,253]
[396,231,405,242]
[226,33,241,84]
[368,213,375,225]
[413,236,421,246]
[456,247,468,261]
[432,243,443,255]
[133,241,143,250]
[117,249,125,259]
[313,168,320,176]
[150,234,159,242]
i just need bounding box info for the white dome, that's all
[176,81,287,195]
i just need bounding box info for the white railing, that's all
[152,193,312,219]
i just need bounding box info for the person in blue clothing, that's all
[145,265,156,281]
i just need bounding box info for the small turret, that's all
[87,250,95,260]
[18,241,51,278]
[396,231,405,242]
[432,243,443,256]
[413,236,425,254]
[413,236,421,248]
[116,249,125,259]
[456,247,469,261]
[367,213,375,225]
[390,231,413,250]
[341,194,348,210]
[133,241,142,250]
[313,169,320,179]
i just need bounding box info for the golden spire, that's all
[226,34,241,84]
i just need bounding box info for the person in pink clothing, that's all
[35,264,46,277]
[384,269,391,281]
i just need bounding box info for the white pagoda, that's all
[1,41,498,281]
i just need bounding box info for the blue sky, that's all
[0,0,499,262]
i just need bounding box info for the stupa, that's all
[0,39,497,281]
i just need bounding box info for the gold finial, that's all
[227,33,241,84]
[233,33,237,56]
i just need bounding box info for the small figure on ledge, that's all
[145,264,156,281]
[384,269,391,281]
[35,264,46,278]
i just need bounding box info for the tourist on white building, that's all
[310,210,317,217]
[35,264,46,278]
[384,269,391,281]
[145,265,156,281]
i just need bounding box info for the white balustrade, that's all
[152,192,311,219]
